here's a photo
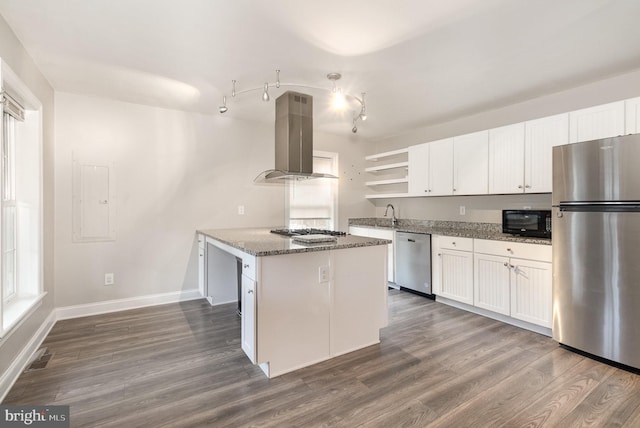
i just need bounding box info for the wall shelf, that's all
[365,161,409,172]
[365,177,409,186]
[365,148,409,161]
[365,192,413,199]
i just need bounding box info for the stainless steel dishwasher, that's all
[395,231,432,296]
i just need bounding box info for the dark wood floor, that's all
[5,290,640,427]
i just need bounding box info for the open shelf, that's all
[365,177,409,186]
[365,161,409,172]
[365,192,413,199]
[365,148,409,161]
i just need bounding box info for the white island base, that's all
[199,229,389,378]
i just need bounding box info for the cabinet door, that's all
[510,259,552,328]
[241,274,256,363]
[488,123,525,194]
[625,97,640,135]
[524,113,568,193]
[198,234,206,297]
[428,138,454,196]
[569,101,625,144]
[437,249,473,305]
[453,131,489,195]
[473,253,510,315]
[408,143,430,195]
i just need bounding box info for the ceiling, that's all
[1,0,640,140]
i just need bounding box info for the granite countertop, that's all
[349,218,552,246]
[198,228,392,256]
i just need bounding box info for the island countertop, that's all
[198,228,391,256]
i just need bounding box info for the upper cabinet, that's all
[625,97,640,135]
[569,101,625,144]
[488,123,525,194]
[524,113,569,193]
[408,138,453,196]
[366,96,639,199]
[488,114,569,194]
[453,131,488,195]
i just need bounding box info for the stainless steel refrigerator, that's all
[553,133,640,369]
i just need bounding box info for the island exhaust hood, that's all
[255,91,338,181]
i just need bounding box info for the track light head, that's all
[219,96,228,113]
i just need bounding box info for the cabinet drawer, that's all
[474,239,551,262]
[438,236,473,252]
[242,255,257,280]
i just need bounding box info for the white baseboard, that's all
[0,309,56,402]
[56,289,203,320]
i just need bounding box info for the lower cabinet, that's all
[474,253,511,315]
[433,236,474,305]
[241,273,256,363]
[433,235,552,330]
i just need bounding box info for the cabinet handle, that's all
[504,262,509,267]
[517,185,523,189]
[248,289,253,294]
[243,264,250,269]
[453,188,457,192]
[438,253,442,256]
[506,248,513,253]
[525,185,531,189]
[452,242,456,246]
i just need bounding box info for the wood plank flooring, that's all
[4,289,640,427]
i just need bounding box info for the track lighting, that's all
[218,69,368,132]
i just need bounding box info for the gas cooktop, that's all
[270,228,346,237]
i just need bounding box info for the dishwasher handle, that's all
[408,238,415,243]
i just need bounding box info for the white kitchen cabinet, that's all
[488,123,526,194]
[197,234,206,297]
[625,96,640,135]
[408,138,453,196]
[433,236,474,305]
[453,131,489,195]
[348,226,395,283]
[473,253,511,315]
[524,113,569,193]
[510,259,552,328]
[569,101,625,144]
[428,138,454,196]
[408,143,429,195]
[473,239,552,328]
[241,273,256,363]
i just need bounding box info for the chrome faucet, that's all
[384,204,398,227]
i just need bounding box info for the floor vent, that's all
[24,347,52,372]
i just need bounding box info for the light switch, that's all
[238,205,245,215]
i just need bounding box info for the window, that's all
[0,61,44,337]
[286,151,338,230]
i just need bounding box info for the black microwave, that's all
[502,210,552,238]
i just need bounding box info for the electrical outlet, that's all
[318,266,330,283]
[459,206,466,215]
[238,205,245,215]
[523,205,531,209]
[104,273,114,286]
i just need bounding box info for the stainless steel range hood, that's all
[255,91,338,181]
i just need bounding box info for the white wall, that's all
[369,68,640,223]
[0,15,55,386]
[54,93,373,307]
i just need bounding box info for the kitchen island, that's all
[197,228,390,378]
